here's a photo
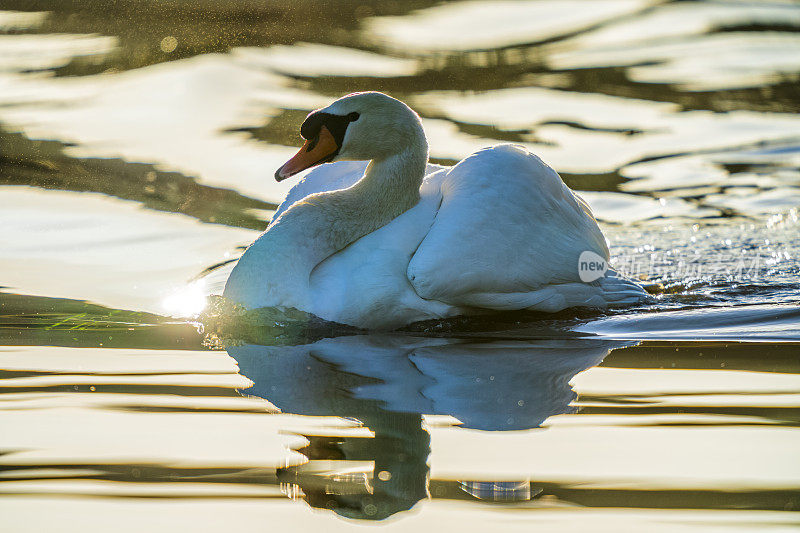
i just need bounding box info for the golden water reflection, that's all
[1,335,797,528]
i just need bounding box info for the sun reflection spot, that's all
[160,36,178,53]
[163,280,209,317]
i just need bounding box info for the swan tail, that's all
[444,273,651,313]
[597,270,654,307]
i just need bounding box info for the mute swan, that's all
[223,92,649,329]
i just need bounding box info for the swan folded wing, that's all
[407,145,610,306]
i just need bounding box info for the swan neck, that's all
[224,141,427,310]
[354,147,427,224]
[305,143,427,256]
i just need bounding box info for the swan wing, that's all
[407,145,616,310]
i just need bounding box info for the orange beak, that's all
[275,125,339,181]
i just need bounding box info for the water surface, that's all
[1,1,799,530]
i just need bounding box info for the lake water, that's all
[1,1,799,530]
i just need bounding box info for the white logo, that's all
[578,251,608,283]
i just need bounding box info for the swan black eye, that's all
[347,112,360,122]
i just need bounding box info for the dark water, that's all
[1,1,799,530]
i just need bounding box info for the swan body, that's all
[223,92,649,329]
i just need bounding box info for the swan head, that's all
[275,92,426,181]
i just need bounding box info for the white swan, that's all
[223,92,649,329]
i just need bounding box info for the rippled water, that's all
[1,1,799,530]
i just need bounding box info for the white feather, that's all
[224,93,649,329]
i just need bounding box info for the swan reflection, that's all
[227,336,632,520]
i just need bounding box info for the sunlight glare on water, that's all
[162,279,210,318]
